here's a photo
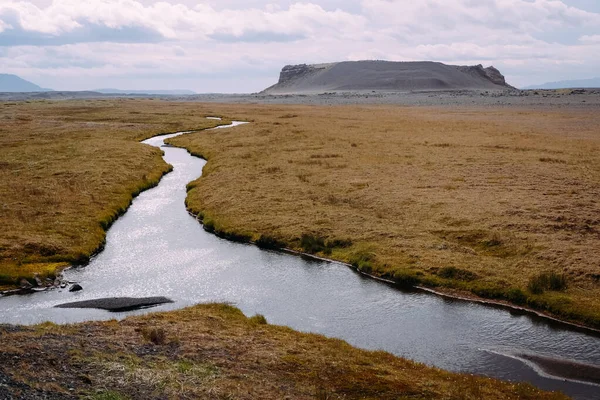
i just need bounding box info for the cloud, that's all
[0,0,598,90]
[361,0,600,43]
[0,1,365,44]
[580,34,600,43]
[209,31,306,43]
[0,23,165,46]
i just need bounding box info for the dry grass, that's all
[0,303,567,399]
[169,104,600,328]
[0,99,227,288]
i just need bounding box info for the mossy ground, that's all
[0,304,567,399]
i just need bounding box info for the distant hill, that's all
[262,61,514,94]
[0,74,52,92]
[522,78,600,90]
[95,88,196,95]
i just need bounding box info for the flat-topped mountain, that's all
[263,61,513,94]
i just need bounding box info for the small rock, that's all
[19,279,33,289]
[69,284,83,292]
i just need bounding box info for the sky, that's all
[0,0,599,92]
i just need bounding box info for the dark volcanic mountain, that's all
[263,61,513,94]
[0,74,51,92]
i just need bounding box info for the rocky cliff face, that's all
[483,66,509,87]
[278,64,314,83]
[278,64,331,84]
[455,64,512,88]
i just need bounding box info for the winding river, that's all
[1,120,599,400]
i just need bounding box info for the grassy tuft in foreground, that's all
[168,104,600,328]
[0,303,567,399]
[0,100,228,289]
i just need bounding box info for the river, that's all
[1,120,599,399]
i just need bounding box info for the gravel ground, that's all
[182,88,600,108]
[2,88,599,108]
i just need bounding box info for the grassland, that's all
[0,303,566,399]
[168,104,600,329]
[0,99,592,398]
[0,99,228,289]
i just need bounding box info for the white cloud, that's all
[0,1,366,43]
[0,0,598,90]
[580,34,600,43]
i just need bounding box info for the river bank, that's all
[168,103,600,330]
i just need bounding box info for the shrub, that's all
[506,287,527,304]
[436,266,478,281]
[0,274,14,285]
[539,157,567,164]
[142,327,166,345]
[202,218,215,233]
[481,232,503,248]
[326,238,352,248]
[527,272,567,294]
[349,250,374,272]
[300,234,326,254]
[471,283,505,299]
[249,314,268,325]
[256,235,286,250]
[265,166,281,173]
[393,270,419,287]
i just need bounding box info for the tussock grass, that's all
[0,100,226,288]
[0,303,567,399]
[141,327,167,345]
[169,104,600,328]
[528,271,568,294]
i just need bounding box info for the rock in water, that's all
[55,296,174,312]
[69,284,83,292]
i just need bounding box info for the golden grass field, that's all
[0,100,227,288]
[0,99,596,398]
[0,303,566,399]
[169,103,600,328]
